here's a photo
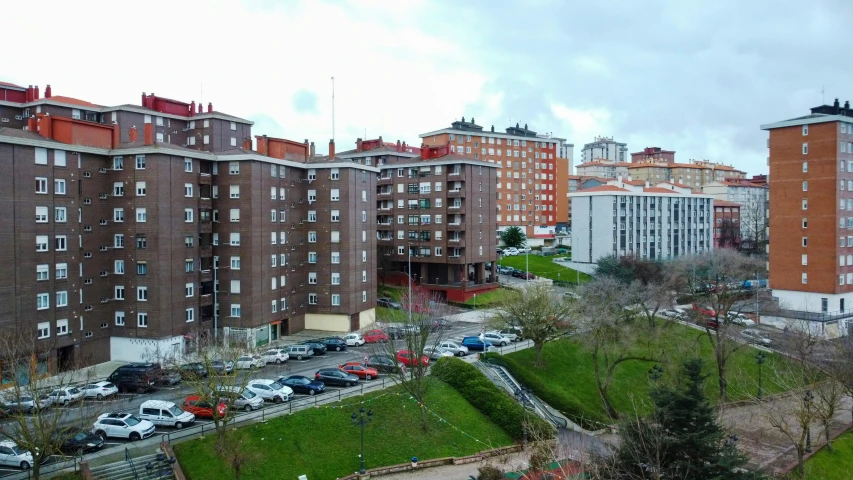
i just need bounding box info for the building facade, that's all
[0,82,377,368]
[570,178,714,264]
[575,160,630,179]
[580,136,628,164]
[702,179,768,249]
[631,146,676,163]
[420,118,569,245]
[625,160,745,189]
[712,200,742,248]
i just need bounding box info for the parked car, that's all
[245,379,294,403]
[210,360,235,375]
[377,297,402,309]
[315,368,359,387]
[215,386,264,412]
[519,272,536,280]
[693,304,716,318]
[511,270,523,278]
[339,362,380,380]
[489,329,518,342]
[235,355,259,370]
[728,312,756,327]
[437,341,469,356]
[503,248,519,256]
[384,326,405,340]
[482,332,511,347]
[48,387,84,406]
[660,309,679,318]
[107,363,162,392]
[498,266,515,275]
[322,337,348,352]
[343,333,366,347]
[1,393,51,414]
[157,369,182,386]
[138,400,195,429]
[564,291,581,301]
[496,248,503,255]
[741,329,772,345]
[277,375,326,395]
[56,429,104,455]
[705,320,720,330]
[82,381,118,400]
[364,355,402,373]
[519,246,532,253]
[424,346,455,360]
[286,345,313,360]
[363,329,389,343]
[396,350,430,367]
[182,395,227,419]
[431,318,453,332]
[304,341,328,356]
[498,328,523,341]
[178,362,209,379]
[0,440,33,470]
[92,412,156,441]
[261,348,290,364]
[461,336,493,352]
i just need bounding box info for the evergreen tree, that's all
[595,358,763,480]
[500,226,527,249]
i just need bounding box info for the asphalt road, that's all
[0,319,491,477]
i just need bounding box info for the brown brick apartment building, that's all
[420,118,571,246]
[712,199,741,249]
[334,138,499,302]
[0,82,377,368]
[762,99,853,330]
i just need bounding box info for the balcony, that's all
[377,235,393,241]
[199,197,212,209]
[377,188,393,196]
[198,219,212,233]
[198,174,212,185]
[448,202,462,209]
[448,235,462,243]
[199,245,213,258]
[447,189,464,198]
[200,269,213,282]
[448,223,464,231]
[446,254,466,264]
[199,294,213,307]
[378,175,393,185]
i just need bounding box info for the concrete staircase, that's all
[90,453,176,480]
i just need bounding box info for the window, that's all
[331,168,340,180]
[137,262,147,275]
[36,264,49,281]
[56,291,68,307]
[308,294,318,305]
[114,260,124,274]
[803,181,808,191]
[308,272,317,284]
[802,237,808,247]
[37,322,50,339]
[331,189,340,201]
[113,156,124,170]
[230,185,240,198]
[53,206,68,223]
[331,294,340,306]
[230,209,240,222]
[435,246,443,256]
[113,182,124,196]
[137,313,148,327]
[54,235,67,251]
[184,183,193,197]
[136,155,146,170]
[37,293,49,310]
[362,190,367,202]
[331,231,340,243]
[362,270,367,283]
[331,252,340,264]
[136,181,146,196]
[115,312,125,326]
[36,177,48,194]
[271,232,277,245]
[136,235,147,249]
[185,259,195,273]
[803,161,808,172]
[362,291,367,303]
[35,206,48,223]
[272,300,278,313]
[35,148,47,165]
[202,135,210,145]
[230,280,241,294]
[308,189,316,203]
[184,158,193,172]
[332,272,341,285]
[54,179,66,195]
[362,250,367,262]
[185,308,195,323]
[184,209,193,223]
[802,198,808,210]
[136,208,147,222]
[802,254,808,266]
[137,286,148,301]
[803,125,809,136]
[113,208,124,222]
[308,252,317,263]
[229,162,239,175]
[114,285,125,300]
[802,143,808,154]
[803,218,808,228]
[185,283,194,298]
[184,235,194,248]
[230,233,241,246]
[308,211,317,222]
[802,273,808,284]
[331,210,340,222]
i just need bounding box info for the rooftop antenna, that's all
[331,76,335,142]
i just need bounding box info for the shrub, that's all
[431,357,549,440]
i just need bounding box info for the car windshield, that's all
[269,382,284,390]
[9,446,25,456]
[243,390,257,398]
[73,432,88,442]
[20,396,33,402]
[124,416,141,426]
[167,405,185,416]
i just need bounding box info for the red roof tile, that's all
[713,199,742,207]
[0,81,25,89]
[580,185,630,193]
[46,95,99,107]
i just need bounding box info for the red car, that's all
[339,362,380,380]
[183,395,227,419]
[692,304,716,317]
[363,329,389,343]
[519,272,536,280]
[396,350,430,367]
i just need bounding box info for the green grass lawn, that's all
[376,306,408,322]
[463,288,507,307]
[497,255,590,284]
[804,430,853,479]
[174,381,514,480]
[495,321,791,427]
[378,285,405,301]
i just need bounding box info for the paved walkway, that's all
[377,452,531,480]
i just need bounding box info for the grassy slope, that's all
[462,288,506,307]
[499,321,790,425]
[804,431,853,480]
[175,381,513,480]
[497,255,590,283]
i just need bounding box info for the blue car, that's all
[461,336,493,352]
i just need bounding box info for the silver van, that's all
[286,345,313,360]
[138,400,195,429]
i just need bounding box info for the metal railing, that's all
[125,447,140,480]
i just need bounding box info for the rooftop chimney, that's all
[471,117,475,124]
[328,139,335,159]
[189,101,196,116]
[491,125,494,132]
[846,101,851,109]
[835,98,840,108]
[357,138,364,152]
[44,85,52,98]
[142,92,146,107]
[26,86,32,103]
[462,117,466,123]
[309,142,315,158]
[207,102,213,113]
[396,140,401,152]
[33,85,39,100]
[198,103,202,114]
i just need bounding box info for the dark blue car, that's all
[277,375,326,395]
[461,336,493,351]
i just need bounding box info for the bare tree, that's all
[627,280,676,330]
[813,379,846,452]
[668,250,763,402]
[717,218,741,249]
[0,332,99,479]
[373,286,451,431]
[490,283,575,367]
[739,196,767,257]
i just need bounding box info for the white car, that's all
[489,330,517,342]
[424,346,455,360]
[48,387,84,405]
[482,332,511,347]
[235,355,260,370]
[343,333,366,347]
[92,412,156,441]
[519,246,532,253]
[728,312,756,327]
[82,381,119,400]
[138,400,195,429]
[261,348,290,364]
[0,441,33,470]
[245,379,294,403]
[741,329,772,346]
[503,248,519,256]
[437,341,469,356]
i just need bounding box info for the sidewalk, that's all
[39,360,127,389]
[376,452,531,480]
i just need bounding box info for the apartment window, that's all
[435,246,443,256]
[803,161,808,173]
[331,252,340,264]
[184,209,193,223]
[803,125,809,136]
[271,232,277,245]
[135,155,146,169]
[54,207,67,223]
[331,210,340,222]
[272,300,278,313]
[202,134,210,145]
[137,262,147,275]
[331,189,340,201]
[271,254,277,267]
[56,291,68,307]
[35,177,48,194]
[397,246,405,254]
[112,208,124,223]
[308,231,317,243]
[802,254,808,266]
[112,182,124,196]
[803,181,808,191]
[802,218,808,228]
[136,235,147,249]
[802,237,808,247]
[331,231,340,243]
[280,231,286,244]
[331,168,340,180]
[230,185,240,199]
[185,259,194,273]
[136,181,146,196]
[331,272,341,285]
[137,286,148,301]
[308,294,318,305]
[184,183,193,197]
[308,190,316,202]
[308,252,317,263]
[362,250,367,262]
[230,280,241,294]
[308,272,317,284]
[229,162,240,175]
[280,253,286,266]
[36,264,49,281]
[184,158,193,172]
[802,273,808,284]
[114,259,125,274]
[802,143,808,154]
[36,292,50,310]
[115,312,125,326]
[113,156,124,170]
[230,256,241,270]
[362,291,367,303]
[362,210,367,222]
[37,322,50,339]
[137,313,148,327]
[54,235,67,251]
[35,206,48,223]
[230,208,240,222]
[114,285,125,300]
[802,198,808,210]
[54,179,66,195]
[308,211,317,222]
[331,294,341,306]
[362,190,367,202]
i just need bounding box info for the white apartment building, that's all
[580,136,628,163]
[570,178,714,264]
[701,180,768,240]
[575,160,631,179]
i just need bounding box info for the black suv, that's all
[304,340,327,356]
[321,337,348,352]
[365,355,400,373]
[107,363,162,393]
[314,369,359,387]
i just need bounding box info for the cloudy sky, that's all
[6,0,851,175]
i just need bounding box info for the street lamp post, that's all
[804,391,814,453]
[351,407,373,474]
[755,351,767,399]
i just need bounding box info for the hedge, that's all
[431,357,549,440]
